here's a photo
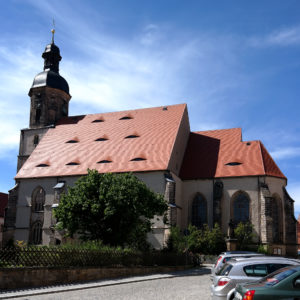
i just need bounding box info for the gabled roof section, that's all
[16,104,187,179]
[180,128,286,180]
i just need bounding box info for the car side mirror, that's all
[294,278,300,288]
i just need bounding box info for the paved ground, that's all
[0,267,212,300]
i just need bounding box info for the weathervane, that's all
[51,19,55,44]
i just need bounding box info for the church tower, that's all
[28,30,71,128]
[3,31,72,246]
[17,30,71,171]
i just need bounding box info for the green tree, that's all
[54,170,167,248]
[234,222,254,250]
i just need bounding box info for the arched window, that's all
[191,194,207,228]
[271,195,283,243]
[32,187,45,212]
[31,222,43,245]
[233,192,250,223]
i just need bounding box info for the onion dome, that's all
[29,30,70,96]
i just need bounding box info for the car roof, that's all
[219,253,263,259]
[228,257,300,266]
[221,251,258,255]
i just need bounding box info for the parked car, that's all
[212,251,264,277]
[211,256,300,300]
[233,265,300,300]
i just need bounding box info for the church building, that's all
[4,36,298,255]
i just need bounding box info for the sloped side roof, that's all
[0,192,8,218]
[259,142,286,179]
[180,128,286,180]
[16,104,187,179]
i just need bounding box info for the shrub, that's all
[166,226,187,253]
[166,224,226,255]
[234,222,254,250]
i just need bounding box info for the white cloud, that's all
[286,183,300,217]
[249,26,300,47]
[270,147,300,160]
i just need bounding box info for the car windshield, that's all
[258,267,298,287]
[216,263,233,276]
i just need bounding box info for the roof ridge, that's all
[194,127,242,134]
[85,103,187,117]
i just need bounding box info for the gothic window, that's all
[271,196,283,243]
[233,192,250,223]
[32,187,45,212]
[31,221,43,245]
[191,194,207,228]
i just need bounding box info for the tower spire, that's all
[51,19,55,44]
[42,23,61,73]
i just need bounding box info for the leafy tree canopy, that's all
[54,170,167,248]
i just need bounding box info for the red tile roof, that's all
[179,128,286,180]
[0,193,8,218]
[16,104,187,179]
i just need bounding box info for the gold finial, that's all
[51,19,55,43]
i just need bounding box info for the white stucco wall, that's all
[180,176,265,238]
[14,171,168,248]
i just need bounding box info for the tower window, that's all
[35,108,41,123]
[33,135,39,145]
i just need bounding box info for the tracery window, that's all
[271,196,283,243]
[31,221,43,245]
[191,194,207,228]
[233,192,250,223]
[32,187,45,212]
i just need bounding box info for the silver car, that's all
[210,256,300,300]
[211,251,264,277]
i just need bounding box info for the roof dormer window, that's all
[95,135,108,142]
[125,134,139,139]
[225,162,242,166]
[66,139,79,143]
[130,157,146,161]
[119,116,132,120]
[97,160,112,164]
[36,163,49,167]
[92,118,104,123]
[66,162,80,166]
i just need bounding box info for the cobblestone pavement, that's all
[0,267,212,300]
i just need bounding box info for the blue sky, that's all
[0,1,300,215]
